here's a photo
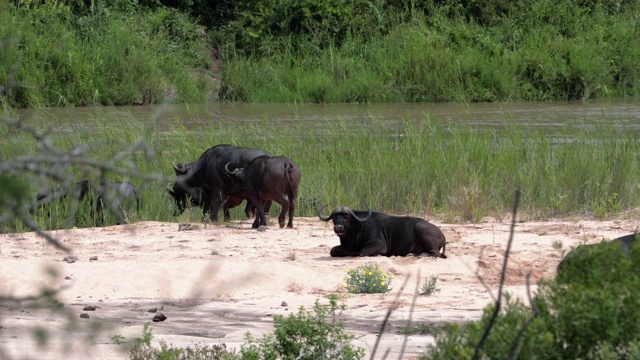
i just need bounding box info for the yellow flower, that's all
[380,282,385,286]
[369,271,373,275]
[343,283,348,288]
[346,269,351,273]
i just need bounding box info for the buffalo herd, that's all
[167,144,299,229]
[164,144,446,258]
[32,143,636,266]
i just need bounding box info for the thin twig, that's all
[508,272,539,360]
[472,188,521,360]
[399,270,421,359]
[14,210,71,252]
[370,274,411,360]
[471,247,497,302]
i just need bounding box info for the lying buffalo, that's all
[170,145,270,222]
[226,155,301,228]
[556,232,639,282]
[318,205,447,258]
[35,180,140,225]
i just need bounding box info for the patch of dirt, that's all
[1,215,638,359]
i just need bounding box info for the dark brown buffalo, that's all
[318,205,447,258]
[226,155,301,229]
[170,145,271,222]
[167,161,259,219]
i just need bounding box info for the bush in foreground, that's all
[128,295,364,360]
[422,240,640,359]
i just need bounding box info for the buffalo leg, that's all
[268,194,290,228]
[359,243,387,257]
[247,196,264,228]
[286,198,296,228]
[205,191,223,222]
[223,195,245,221]
[330,245,359,257]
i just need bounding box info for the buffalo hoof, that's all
[257,225,266,232]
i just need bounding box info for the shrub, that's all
[129,323,237,360]
[343,263,393,294]
[422,240,640,359]
[240,294,365,360]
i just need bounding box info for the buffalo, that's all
[318,205,447,258]
[35,180,140,225]
[169,145,271,222]
[225,155,301,228]
[167,161,257,218]
[556,232,638,281]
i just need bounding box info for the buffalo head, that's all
[318,204,372,236]
[166,181,203,216]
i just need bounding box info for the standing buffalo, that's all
[169,145,270,222]
[556,232,638,281]
[167,161,255,219]
[36,180,140,225]
[318,205,447,258]
[225,155,301,228]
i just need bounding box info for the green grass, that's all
[2,110,640,231]
[3,1,640,107]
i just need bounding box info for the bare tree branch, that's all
[472,188,521,360]
[370,274,411,360]
[13,209,71,252]
[508,272,540,359]
[399,270,421,359]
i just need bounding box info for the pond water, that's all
[18,96,640,136]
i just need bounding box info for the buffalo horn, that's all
[347,204,372,222]
[225,162,241,175]
[172,162,185,174]
[166,183,175,195]
[318,204,333,221]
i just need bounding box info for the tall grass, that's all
[3,111,639,231]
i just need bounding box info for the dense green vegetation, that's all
[424,239,640,359]
[2,0,640,107]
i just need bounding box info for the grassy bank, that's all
[1,2,213,108]
[219,4,640,103]
[2,111,639,231]
[2,1,640,107]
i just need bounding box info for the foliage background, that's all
[2,0,640,107]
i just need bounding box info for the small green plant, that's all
[420,275,441,296]
[111,334,125,344]
[551,240,565,257]
[399,322,447,336]
[128,322,236,359]
[343,263,393,294]
[240,295,365,359]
